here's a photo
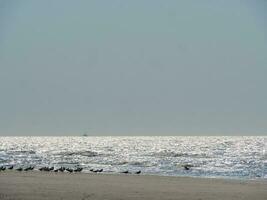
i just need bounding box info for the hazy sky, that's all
[0,0,266,136]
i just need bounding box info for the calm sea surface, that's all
[0,136,266,179]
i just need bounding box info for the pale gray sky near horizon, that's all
[0,0,266,136]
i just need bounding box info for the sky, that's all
[0,0,266,136]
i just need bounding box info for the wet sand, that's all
[0,171,266,200]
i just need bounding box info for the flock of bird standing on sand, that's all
[0,165,142,174]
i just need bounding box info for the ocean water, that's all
[0,136,266,179]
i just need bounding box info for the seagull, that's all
[135,170,141,174]
[40,167,50,171]
[98,169,103,173]
[121,170,129,174]
[183,164,192,170]
[8,165,14,170]
[74,167,83,172]
[184,166,190,170]
[39,166,49,171]
[58,167,65,172]
[44,167,50,171]
[16,167,23,171]
[39,167,45,171]
[24,167,31,171]
[24,166,34,171]
[0,166,6,171]
[66,168,73,173]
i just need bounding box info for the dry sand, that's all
[0,171,266,200]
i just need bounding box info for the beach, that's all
[0,171,266,200]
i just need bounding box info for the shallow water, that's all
[0,136,266,179]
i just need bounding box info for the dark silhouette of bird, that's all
[184,166,190,170]
[183,164,192,170]
[39,166,50,171]
[135,170,141,174]
[0,166,6,171]
[58,167,65,172]
[24,166,34,171]
[91,169,103,173]
[8,165,14,170]
[74,167,83,172]
[39,166,48,171]
[16,167,23,171]
[49,167,54,171]
[121,170,129,174]
[44,167,50,171]
[54,169,59,172]
[24,167,31,171]
[66,168,73,173]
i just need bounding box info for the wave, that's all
[7,150,36,154]
[53,150,99,157]
[111,161,128,165]
[128,161,153,167]
[56,161,80,165]
[110,160,153,167]
[151,151,209,158]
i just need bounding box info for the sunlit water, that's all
[0,136,266,179]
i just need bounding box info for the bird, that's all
[44,167,50,171]
[39,167,44,171]
[58,167,65,172]
[74,167,83,172]
[121,170,129,174]
[184,166,190,170]
[0,166,6,171]
[54,169,59,172]
[39,166,49,171]
[16,167,23,171]
[98,169,103,173]
[49,167,54,171]
[90,169,94,172]
[183,164,192,170]
[40,167,50,171]
[66,168,73,173]
[8,165,14,170]
[24,167,31,171]
[135,170,141,174]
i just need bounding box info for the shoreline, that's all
[1,171,266,200]
[1,168,265,182]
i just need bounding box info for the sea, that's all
[0,136,266,180]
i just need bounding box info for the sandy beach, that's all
[0,171,266,200]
